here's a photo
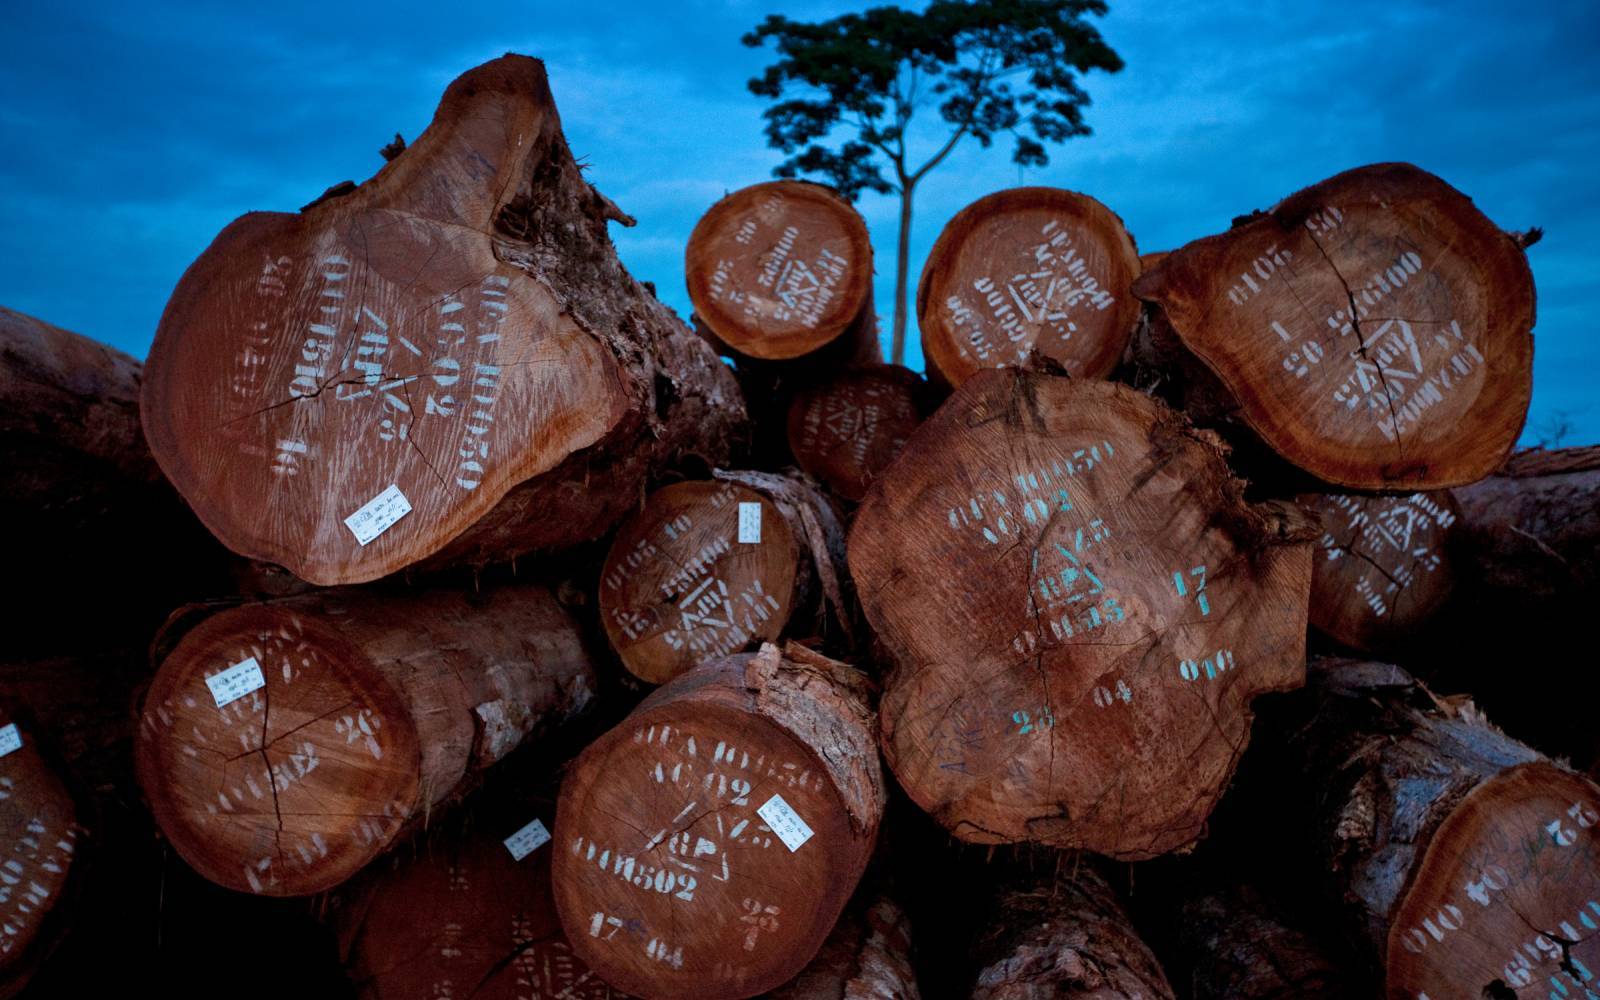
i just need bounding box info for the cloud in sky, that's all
[2,0,1594,444]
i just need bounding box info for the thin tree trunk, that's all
[891,184,915,366]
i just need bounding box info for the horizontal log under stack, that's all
[1133,162,1536,490]
[1301,489,1459,652]
[1293,658,1600,998]
[598,472,851,686]
[784,364,930,503]
[1176,886,1355,999]
[766,891,919,1000]
[970,865,1174,1000]
[849,368,1312,857]
[917,187,1141,389]
[552,643,883,1000]
[0,705,85,1000]
[134,583,595,896]
[140,54,745,586]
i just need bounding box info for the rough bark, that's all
[140,54,745,586]
[135,583,595,895]
[970,866,1174,1000]
[1301,490,1459,652]
[686,180,877,363]
[766,892,920,1000]
[1177,886,1352,999]
[849,368,1312,857]
[0,305,230,658]
[1133,162,1535,490]
[599,471,853,685]
[1294,657,1600,998]
[552,642,884,1000]
[0,704,86,999]
[785,365,930,504]
[917,187,1141,388]
[1451,445,1600,603]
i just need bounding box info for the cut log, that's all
[1302,490,1458,652]
[1295,658,1600,997]
[917,188,1141,388]
[552,642,884,1000]
[766,892,920,1000]
[0,306,230,658]
[598,472,852,686]
[970,866,1174,999]
[1133,162,1535,489]
[1451,445,1600,603]
[140,55,745,586]
[335,817,628,1000]
[785,365,929,503]
[849,368,1312,857]
[134,584,595,895]
[686,181,876,363]
[0,706,85,999]
[1177,887,1352,999]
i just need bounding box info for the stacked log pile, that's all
[5,50,1591,1000]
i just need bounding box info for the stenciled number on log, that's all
[1173,566,1211,616]
[1178,649,1235,683]
[709,192,850,331]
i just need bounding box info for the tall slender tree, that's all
[744,1,1123,366]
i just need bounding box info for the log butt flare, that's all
[0,710,83,999]
[917,187,1140,387]
[335,825,626,1000]
[553,643,883,1000]
[849,369,1311,857]
[136,585,594,895]
[1134,162,1534,490]
[1303,490,1458,651]
[785,365,927,503]
[767,893,920,1000]
[970,868,1174,1000]
[686,180,875,361]
[141,54,742,585]
[1299,659,1600,997]
[1177,887,1352,999]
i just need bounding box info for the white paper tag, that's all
[207,656,266,708]
[0,723,22,758]
[504,818,551,860]
[757,793,814,852]
[738,501,762,543]
[345,484,412,546]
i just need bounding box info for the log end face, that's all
[136,605,423,895]
[0,709,82,992]
[785,364,926,503]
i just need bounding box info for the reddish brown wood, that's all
[0,706,84,999]
[1296,658,1600,998]
[599,473,851,686]
[1134,163,1535,490]
[1451,445,1600,602]
[552,643,884,1000]
[849,368,1312,857]
[970,867,1174,999]
[1177,887,1351,999]
[766,892,920,1000]
[135,584,595,895]
[785,365,928,503]
[917,188,1140,388]
[1302,490,1458,651]
[686,181,876,362]
[140,55,744,586]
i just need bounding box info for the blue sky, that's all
[2,0,1595,444]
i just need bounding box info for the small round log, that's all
[1177,887,1352,999]
[686,181,875,362]
[1133,162,1535,490]
[785,365,928,503]
[917,187,1141,388]
[135,584,594,896]
[552,643,884,1000]
[1302,490,1459,651]
[849,368,1312,857]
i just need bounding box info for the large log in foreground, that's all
[599,472,850,686]
[135,584,594,895]
[918,187,1141,388]
[141,55,744,586]
[686,180,876,363]
[0,707,84,999]
[1134,163,1535,490]
[970,867,1173,1000]
[785,364,928,503]
[850,369,1312,857]
[1296,658,1600,997]
[553,643,883,1000]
